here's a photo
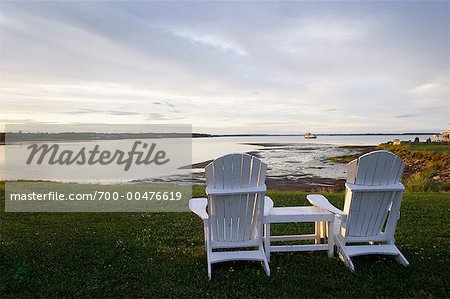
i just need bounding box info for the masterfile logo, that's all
[26,141,170,171]
[4,124,192,212]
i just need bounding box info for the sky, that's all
[0,1,449,134]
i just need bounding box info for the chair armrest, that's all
[189,195,273,222]
[206,185,266,196]
[264,196,274,216]
[345,182,405,192]
[306,194,346,216]
[189,198,208,221]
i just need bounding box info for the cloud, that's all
[0,1,448,133]
[146,113,184,121]
[166,27,247,56]
[69,109,140,116]
[411,82,448,99]
[164,101,176,108]
[395,114,417,118]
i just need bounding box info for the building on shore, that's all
[443,131,450,142]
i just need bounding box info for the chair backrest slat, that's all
[205,153,267,244]
[237,194,248,241]
[205,161,215,188]
[232,154,243,188]
[212,159,224,188]
[223,155,233,189]
[209,195,219,241]
[216,196,225,240]
[230,194,240,241]
[250,158,262,186]
[391,157,404,185]
[347,160,358,184]
[371,192,392,235]
[243,195,256,241]
[241,154,252,187]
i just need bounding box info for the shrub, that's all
[405,172,432,192]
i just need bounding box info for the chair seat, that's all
[343,244,401,257]
[209,250,266,264]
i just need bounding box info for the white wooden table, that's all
[264,206,335,261]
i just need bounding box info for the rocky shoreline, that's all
[378,143,449,191]
[185,142,449,192]
[329,143,450,191]
[186,146,373,192]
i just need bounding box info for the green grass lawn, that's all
[1,183,449,298]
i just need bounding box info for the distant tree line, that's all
[3,132,212,143]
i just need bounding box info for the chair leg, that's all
[327,220,334,257]
[258,242,270,277]
[203,225,208,253]
[261,247,271,277]
[207,261,212,280]
[262,257,270,277]
[320,221,326,243]
[395,249,410,267]
[206,237,212,279]
[339,249,355,272]
[336,237,355,272]
[315,222,320,244]
[264,223,271,262]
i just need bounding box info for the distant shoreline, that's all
[0,131,439,145]
[211,133,438,137]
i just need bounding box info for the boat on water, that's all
[304,132,317,139]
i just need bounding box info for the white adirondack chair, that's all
[189,153,270,279]
[307,150,409,272]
